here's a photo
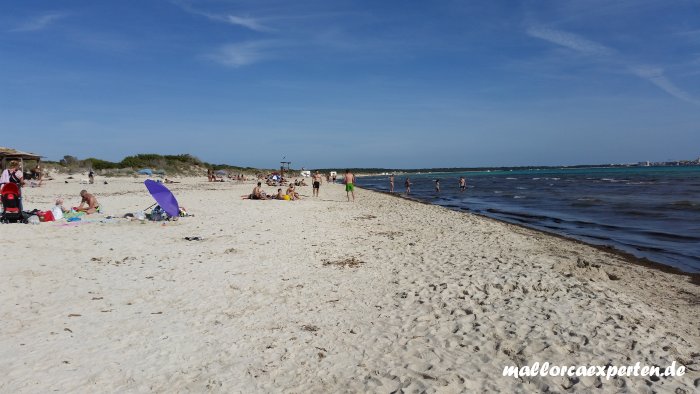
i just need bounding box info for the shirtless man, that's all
[405,177,411,195]
[250,182,267,200]
[344,169,355,202]
[275,188,286,200]
[389,174,394,193]
[312,171,322,197]
[76,190,100,214]
[459,176,467,192]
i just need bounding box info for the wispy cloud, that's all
[174,2,273,32]
[223,15,272,32]
[527,25,699,105]
[526,26,614,57]
[206,41,278,67]
[198,12,273,32]
[11,12,68,32]
[631,66,700,105]
[675,28,700,44]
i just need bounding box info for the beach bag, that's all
[37,210,55,222]
[149,205,170,221]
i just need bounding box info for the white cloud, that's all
[527,25,699,105]
[631,66,700,105]
[224,15,272,32]
[173,2,272,32]
[11,12,68,32]
[527,26,615,57]
[199,12,273,32]
[207,41,276,67]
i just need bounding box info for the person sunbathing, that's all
[286,185,301,200]
[249,182,268,200]
[275,188,286,200]
[76,190,100,214]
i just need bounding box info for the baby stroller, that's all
[1,183,25,223]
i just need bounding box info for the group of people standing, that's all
[388,174,468,195]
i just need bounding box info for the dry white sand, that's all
[1,176,698,393]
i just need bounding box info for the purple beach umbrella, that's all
[144,180,180,217]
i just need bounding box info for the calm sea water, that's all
[359,166,700,273]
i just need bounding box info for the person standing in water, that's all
[405,177,411,195]
[344,169,355,202]
[435,179,440,192]
[389,174,395,193]
[459,176,467,192]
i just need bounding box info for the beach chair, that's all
[1,183,24,223]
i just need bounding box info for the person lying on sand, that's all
[75,190,100,214]
[249,182,268,200]
[286,184,301,200]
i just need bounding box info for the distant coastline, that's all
[18,149,700,178]
[319,159,700,177]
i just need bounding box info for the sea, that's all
[359,166,700,273]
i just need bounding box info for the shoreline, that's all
[357,186,700,284]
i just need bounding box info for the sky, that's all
[1,0,699,169]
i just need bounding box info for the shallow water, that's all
[360,166,700,272]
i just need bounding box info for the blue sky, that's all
[1,0,699,168]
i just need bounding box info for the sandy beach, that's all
[1,176,698,393]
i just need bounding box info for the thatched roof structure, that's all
[0,147,42,169]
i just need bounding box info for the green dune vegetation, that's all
[42,154,270,177]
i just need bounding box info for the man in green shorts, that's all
[344,169,355,202]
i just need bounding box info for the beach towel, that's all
[64,211,86,220]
